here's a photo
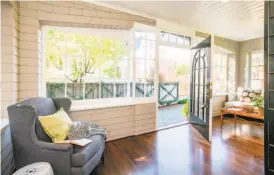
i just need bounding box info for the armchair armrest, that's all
[35,140,73,152]
[53,98,71,113]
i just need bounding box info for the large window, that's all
[45,28,130,100]
[250,52,264,89]
[135,32,156,97]
[214,53,228,93]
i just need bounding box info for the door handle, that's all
[201,103,208,109]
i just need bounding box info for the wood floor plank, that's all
[91,117,264,175]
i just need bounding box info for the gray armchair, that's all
[8,97,105,175]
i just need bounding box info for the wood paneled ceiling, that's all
[104,1,264,41]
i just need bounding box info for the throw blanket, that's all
[68,121,107,140]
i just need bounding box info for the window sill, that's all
[70,97,157,112]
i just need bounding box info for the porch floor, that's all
[158,104,187,128]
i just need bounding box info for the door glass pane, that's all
[271,56,274,72]
[270,18,274,35]
[270,92,274,109]
[270,37,274,54]
[270,1,274,17]
[270,74,274,90]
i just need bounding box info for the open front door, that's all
[264,2,274,174]
[189,36,213,142]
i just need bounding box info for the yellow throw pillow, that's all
[38,108,72,143]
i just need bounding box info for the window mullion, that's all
[144,36,147,97]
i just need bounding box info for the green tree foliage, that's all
[46,30,128,83]
[173,63,189,77]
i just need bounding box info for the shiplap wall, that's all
[18,1,155,101]
[0,1,156,119]
[1,126,15,175]
[212,95,227,117]
[1,2,19,119]
[70,103,157,141]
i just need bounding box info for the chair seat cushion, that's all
[71,134,104,167]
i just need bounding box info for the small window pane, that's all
[146,82,154,97]
[177,35,184,44]
[136,39,145,58]
[146,32,155,40]
[146,40,155,59]
[67,83,84,100]
[115,82,128,98]
[169,33,177,43]
[101,82,114,98]
[136,80,145,97]
[135,32,145,40]
[85,83,100,99]
[46,83,65,98]
[136,59,145,78]
[185,36,191,45]
[161,32,169,41]
[146,60,155,81]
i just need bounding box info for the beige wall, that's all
[1,1,19,119]
[238,37,264,88]
[70,103,157,141]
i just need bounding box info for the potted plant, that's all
[183,99,189,120]
[252,96,264,116]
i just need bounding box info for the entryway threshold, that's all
[157,121,190,131]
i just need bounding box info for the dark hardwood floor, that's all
[92,117,264,175]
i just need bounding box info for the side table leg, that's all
[221,111,223,127]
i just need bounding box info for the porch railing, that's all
[46,82,180,105]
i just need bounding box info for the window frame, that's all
[42,26,132,101]
[249,50,264,89]
[213,47,236,95]
[42,24,160,106]
[131,23,160,100]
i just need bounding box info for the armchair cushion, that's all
[72,134,104,167]
[39,108,72,143]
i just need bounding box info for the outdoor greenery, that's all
[173,64,189,77]
[252,96,264,109]
[46,30,128,83]
[183,99,189,119]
